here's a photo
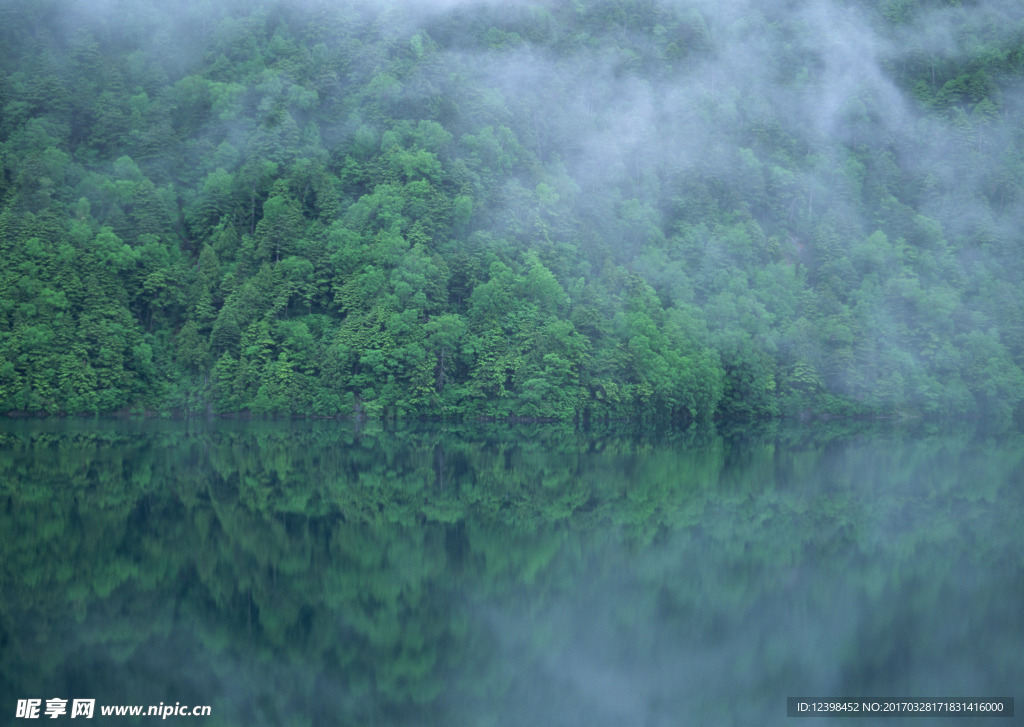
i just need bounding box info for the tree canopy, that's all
[2,0,1024,421]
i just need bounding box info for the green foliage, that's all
[2,0,1023,421]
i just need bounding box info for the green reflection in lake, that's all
[1,420,1021,726]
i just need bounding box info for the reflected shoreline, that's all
[1,420,1021,726]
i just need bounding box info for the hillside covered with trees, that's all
[2,0,1024,421]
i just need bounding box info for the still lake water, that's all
[1,419,1021,726]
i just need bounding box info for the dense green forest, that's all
[2,0,1024,420]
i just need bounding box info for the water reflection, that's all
[1,420,1020,725]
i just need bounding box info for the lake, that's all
[1,419,1020,725]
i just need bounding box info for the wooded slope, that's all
[2,0,1023,420]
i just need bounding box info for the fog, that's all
[3,1,1024,405]
[3,421,1020,725]
[3,7,1024,726]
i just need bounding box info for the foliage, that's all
[2,0,1024,421]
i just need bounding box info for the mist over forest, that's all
[2,0,1024,421]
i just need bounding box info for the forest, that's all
[2,0,1024,421]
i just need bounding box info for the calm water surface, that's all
[1,420,1021,725]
